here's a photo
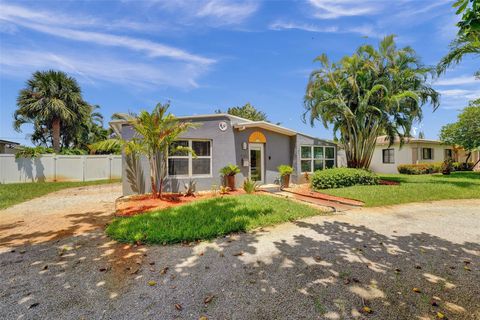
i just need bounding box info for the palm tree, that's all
[304,35,439,169]
[14,70,88,152]
[90,102,197,198]
[437,0,479,76]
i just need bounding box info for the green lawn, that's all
[321,171,480,207]
[0,179,120,210]
[107,194,327,244]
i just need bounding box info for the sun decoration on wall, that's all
[249,131,266,143]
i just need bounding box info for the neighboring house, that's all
[0,139,20,154]
[370,135,479,174]
[111,114,337,195]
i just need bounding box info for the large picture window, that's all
[300,145,335,172]
[168,140,212,177]
[422,148,433,160]
[382,149,395,164]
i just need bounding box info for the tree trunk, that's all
[148,157,158,198]
[52,118,61,153]
[472,158,480,170]
[465,151,471,166]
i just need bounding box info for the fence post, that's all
[83,155,86,182]
[53,155,57,182]
[109,156,112,181]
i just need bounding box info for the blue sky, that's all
[0,0,478,145]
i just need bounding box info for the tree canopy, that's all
[216,103,269,121]
[14,70,111,154]
[304,35,439,169]
[437,0,480,76]
[440,99,480,165]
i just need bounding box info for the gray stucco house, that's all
[111,114,337,196]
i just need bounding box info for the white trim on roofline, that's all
[109,113,337,145]
[233,121,297,136]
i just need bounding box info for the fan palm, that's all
[14,70,88,152]
[90,102,197,198]
[304,35,439,169]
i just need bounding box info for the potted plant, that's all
[441,159,453,175]
[278,165,294,188]
[220,164,241,190]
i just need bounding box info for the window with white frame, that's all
[382,149,395,164]
[168,140,212,177]
[300,145,335,172]
[422,147,433,160]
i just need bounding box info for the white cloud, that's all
[0,7,214,65]
[0,48,206,89]
[0,3,98,27]
[435,75,479,86]
[196,0,259,23]
[307,0,379,19]
[158,0,258,25]
[438,89,480,99]
[269,21,379,37]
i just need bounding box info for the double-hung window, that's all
[168,140,212,177]
[382,149,395,164]
[422,148,433,160]
[300,145,336,172]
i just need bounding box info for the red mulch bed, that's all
[115,190,245,216]
[378,179,400,186]
[284,184,364,206]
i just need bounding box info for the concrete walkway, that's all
[1,194,479,320]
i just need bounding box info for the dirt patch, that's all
[0,183,121,251]
[115,190,246,216]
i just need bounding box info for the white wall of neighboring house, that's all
[370,142,454,174]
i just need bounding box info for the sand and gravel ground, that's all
[0,185,479,320]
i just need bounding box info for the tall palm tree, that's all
[304,35,439,169]
[14,70,88,152]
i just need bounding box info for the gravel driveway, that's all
[1,190,479,320]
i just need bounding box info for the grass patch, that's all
[320,171,480,207]
[106,194,326,244]
[0,179,120,210]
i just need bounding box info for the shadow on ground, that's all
[1,210,479,320]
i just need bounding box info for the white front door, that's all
[249,143,264,184]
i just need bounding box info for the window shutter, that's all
[431,148,434,160]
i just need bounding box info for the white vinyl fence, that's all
[0,154,122,184]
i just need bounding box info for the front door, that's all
[249,143,264,184]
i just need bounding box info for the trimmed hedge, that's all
[397,163,442,175]
[311,168,379,190]
[397,162,474,174]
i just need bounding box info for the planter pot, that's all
[226,175,236,190]
[281,174,290,188]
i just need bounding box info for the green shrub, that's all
[311,168,378,190]
[219,164,240,176]
[243,178,258,194]
[452,162,474,171]
[397,162,443,174]
[277,165,293,176]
